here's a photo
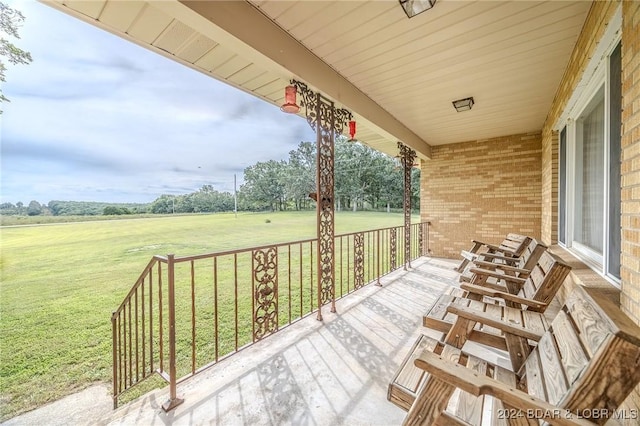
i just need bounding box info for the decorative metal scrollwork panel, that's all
[390,228,397,270]
[398,142,416,269]
[354,232,365,289]
[318,120,335,307]
[418,223,425,256]
[253,247,278,341]
[291,79,352,317]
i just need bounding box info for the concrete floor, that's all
[103,256,465,426]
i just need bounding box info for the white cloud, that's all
[1,0,315,204]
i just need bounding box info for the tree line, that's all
[1,138,419,217]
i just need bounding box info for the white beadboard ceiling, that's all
[44,0,591,160]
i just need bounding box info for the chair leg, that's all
[403,375,456,426]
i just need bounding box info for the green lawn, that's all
[0,211,417,420]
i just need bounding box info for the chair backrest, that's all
[519,286,640,424]
[515,239,548,271]
[498,233,531,257]
[517,250,571,312]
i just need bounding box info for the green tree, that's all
[150,195,176,214]
[27,200,42,216]
[103,206,131,215]
[242,160,287,211]
[285,141,315,210]
[1,2,33,109]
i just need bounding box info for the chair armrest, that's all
[460,283,548,310]
[471,239,489,246]
[472,260,530,275]
[468,268,527,285]
[446,305,544,341]
[477,252,520,264]
[413,350,596,426]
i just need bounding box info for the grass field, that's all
[0,210,417,420]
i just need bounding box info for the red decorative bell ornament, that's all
[280,85,300,114]
[348,120,356,141]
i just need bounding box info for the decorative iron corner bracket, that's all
[290,79,352,135]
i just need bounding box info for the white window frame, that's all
[555,6,621,286]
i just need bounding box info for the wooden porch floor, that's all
[105,256,512,426]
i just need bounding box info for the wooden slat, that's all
[491,366,518,426]
[388,335,439,411]
[521,350,546,401]
[565,290,612,357]
[521,310,548,336]
[454,355,487,424]
[479,303,503,336]
[448,306,543,342]
[551,311,589,384]
[504,306,530,373]
[428,294,456,321]
[537,333,568,405]
[521,265,543,299]
[443,297,471,324]
[396,337,438,393]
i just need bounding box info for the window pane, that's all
[575,88,604,254]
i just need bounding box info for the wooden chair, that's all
[458,238,547,284]
[401,286,640,425]
[423,250,571,362]
[456,233,531,274]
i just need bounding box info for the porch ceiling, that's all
[45,0,590,159]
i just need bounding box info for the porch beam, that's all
[174,0,432,159]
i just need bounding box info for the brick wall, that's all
[540,0,618,246]
[420,132,542,258]
[537,0,639,419]
[620,0,640,418]
[541,128,558,245]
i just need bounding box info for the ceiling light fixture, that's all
[452,97,474,112]
[399,0,436,19]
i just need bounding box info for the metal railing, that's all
[111,221,430,408]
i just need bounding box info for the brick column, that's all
[620,0,640,419]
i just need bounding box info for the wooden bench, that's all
[423,250,571,362]
[456,233,531,273]
[398,285,640,425]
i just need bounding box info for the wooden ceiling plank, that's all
[62,0,106,19]
[342,2,587,80]
[253,79,286,97]
[99,0,146,33]
[213,55,253,79]
[370,33,581,104]
[227,64,267,86]
[330,1,505,74]
[243,72,281,91]
[194,44,235,72]
[127,3,174,44]
[319,0,475,66]
[254,0,300,21]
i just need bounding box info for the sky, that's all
[0,0,315,204]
